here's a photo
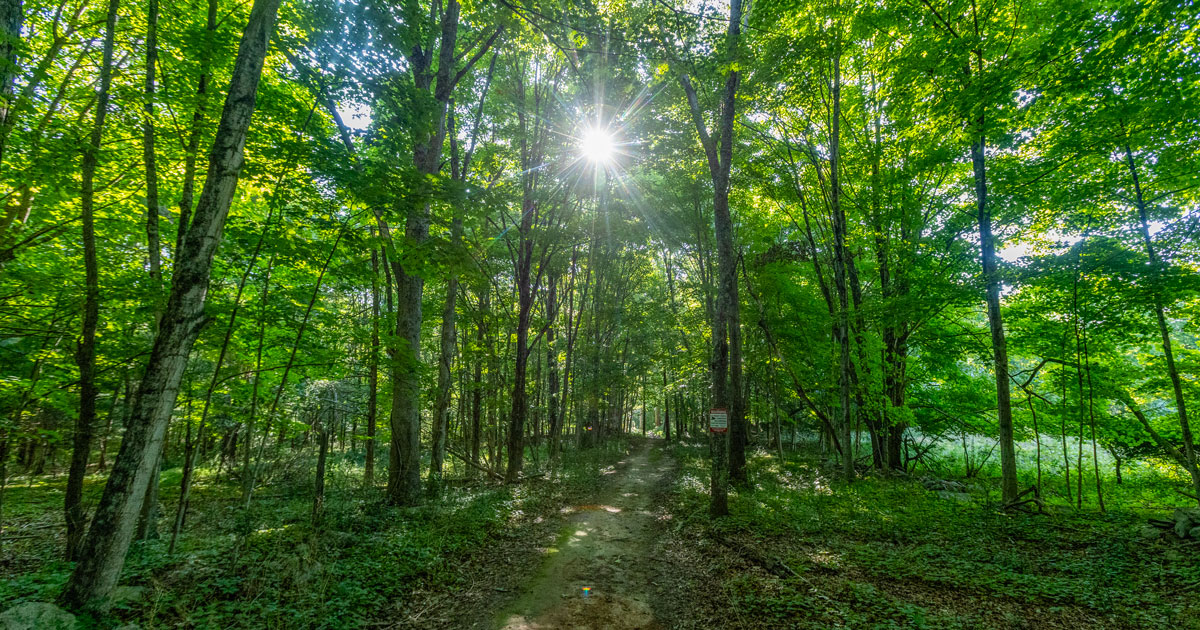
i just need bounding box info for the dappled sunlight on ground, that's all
[497,440,667,630]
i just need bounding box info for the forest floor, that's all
[468,438,1200,629]
[493,437,671,629]
[3,437,1199,629]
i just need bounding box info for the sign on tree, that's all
[709,408,728,433]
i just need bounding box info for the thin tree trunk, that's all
[65,0,119,562]
[1122,143,1200,505]
[430,265,459,492]
[251,226,346,503]
[547,272,562,463]
[1058,348,1072,504]
[1083,322,1103,512]
[312,417,329,527]
[829,43,854,483]
[1072,246,1087,508]
[430,107,465,494]
[96,380,123,471]
[663,367,671,442]
[241,252,275,503]
[143,0,162,293]
[172,194,284,551]
[1027,394,1042,494]
[366,244,380,485]
[971,132,1018,504]
[176,0,217,253]
[59,0,284,609]
[472,286,487,469]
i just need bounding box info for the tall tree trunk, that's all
[1082,318,1104,512]
[172,194,282,552]
[1122,144,1200,505]
[971,131,1018,504]
[429,251,459,492]
[429,106,465,494]
[241,252,275,503]
[663,367,671,442]
[546,273,562,464]
[387,0,460,506]
[558,247,583,468]
[829,45,855,483]
[472,286,487,469]
[143,0,162,293]
[504,60,547,482]
[366,244,380,485]
[679,0,743,516]
[96,380,123,471]
[312,416,329,527]
[505,197,535,482]
[0,0,20,122]
[176,0,217,253]
[0,0,23,169]
[254,226,345,499]
[59,0,284,609]
[1072,261,1087,508]
[65,0,119,562]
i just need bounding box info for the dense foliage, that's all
[0,0,1197,625]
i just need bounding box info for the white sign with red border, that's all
[709,408,728,433]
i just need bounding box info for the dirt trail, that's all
[496,439,671,630]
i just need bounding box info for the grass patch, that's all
[664,442,1200,629]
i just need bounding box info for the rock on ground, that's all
[0,602,77,630]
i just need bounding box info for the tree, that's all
[64,0,119,561]
[60,0,285,609]
[670,0,746,515]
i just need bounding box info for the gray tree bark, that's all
[59,0,284,609]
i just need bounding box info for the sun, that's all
[579,126,616,164]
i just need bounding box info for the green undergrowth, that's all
[666,441,1200,629]
[0,440,632,629]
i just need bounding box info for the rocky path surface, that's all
[495,440,672,630]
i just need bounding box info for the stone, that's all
[0,602,76,630]
[1139,525,1164,540]
[1172,508,1200,538]
[110,586,147,606]
[936,490,972,502]
[921,478,968,492]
